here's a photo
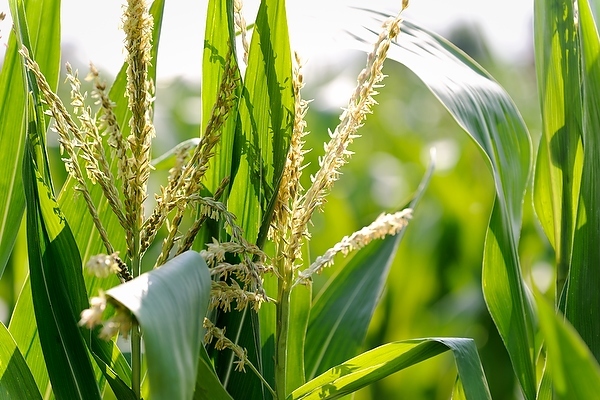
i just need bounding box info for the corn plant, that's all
[1,0,600,399]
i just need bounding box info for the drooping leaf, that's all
[0,321,41,400]
[289,338,491,400]
[106,251,211,400]
[346,12,535,399]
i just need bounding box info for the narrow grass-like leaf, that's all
[106,251,211,400]
[533,0,583,306]
[537,292,600,398]
[305,156,433,380]
[289,338,491,400]
[0,0,61,276]
[564,0,600,361]
[0,321,41,400]
[347,13,534,398]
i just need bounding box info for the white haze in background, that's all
[0,0,532,82]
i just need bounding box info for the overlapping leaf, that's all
[305,156,432,380]
[564,0,600,361]
[536,292,600,398]
[290,338,490,400]
[346,12,534,398]
[0,0,60,276]
[0,321,41,400]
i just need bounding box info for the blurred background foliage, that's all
[0,19,548,400]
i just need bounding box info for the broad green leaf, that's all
[533,0,583,306]
[305,157,432,381]
[23,130,100,399]
[537,293,600,398]
[193,345,234,400]
[228,0,294,246]
[12,0,101,398]
[347,14,535,398]
[9,1,165,398]
[201,0,240,198]
[289,338,491,400]
[0,0,61,276]
[564,0,600,361]
[106,251,211,400]
[305,236,400,380]
[0,321,41,400]
[213,0,294,397]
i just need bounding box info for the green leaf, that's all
[349,14,534,398]
[201,0,240,199]
[212,0,294,397]
[228,0,294,247]
[0,0,61,276]
[106,251,211,400]
[533,0,583,307]
[193,345,234,400]
[564,0,600,361]
[151,138,201,170]
[288,338,491,400]
[536,292,600,398]
[23,123,101,399]
[0,321,41,400]
[305,158,433,380]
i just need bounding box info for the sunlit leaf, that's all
[305,155,432,380]
[345,12,535,398]
[537,292,600,398]
[0,0,60,276]
[533,0,583,310]
[289,338,490,400]
[0,321,41,400]
[565,0,600,361]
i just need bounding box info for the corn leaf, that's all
[228,0,294,246]
[346,13,535,398]
[537,292,600,398]
[106,251,211,400]
[22,115,101,399]
[9,0,102,398]
[289,338,491,400]
[193,345,234,400]
[211,0,294,398]
[533,0,583,310]
[564,0,600,361]
[201,0,240,199]
[305,156,432,381]
[0,0,60,276]
[0,321,41,400]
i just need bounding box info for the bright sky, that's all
[0,0,532,81]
